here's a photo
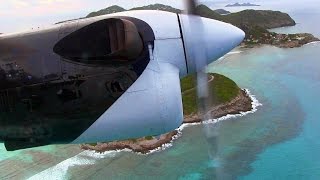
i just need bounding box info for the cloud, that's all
[0,0,184,33]
[0,0,84,17]
[0,0,89,33]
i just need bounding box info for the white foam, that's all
[216,50,243,61]
[141,131,183,155]
[227,50,243,55]
[209,89,262,121]
[305,41,320,45]
[27,150,120,180]
[143,89,262,154]
[178,89,262,130]
[132,89,262,154]
[217,56,225,61]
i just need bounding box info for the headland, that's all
[81,74,258,154]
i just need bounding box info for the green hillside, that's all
[222,10,296,29]
[213,9,230,15]
[181,73,240,115]
[86,5,126,18]
[130,4,181,13]
[86,4,295,29]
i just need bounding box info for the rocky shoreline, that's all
[81,89,255,154]
[243,32,320,48]
[184,89,253,123]
[276,33,319,48]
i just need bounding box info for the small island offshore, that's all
[80,4,319,154]
[226,2,260,7]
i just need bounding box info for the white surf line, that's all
[305,41,320,45]
[217,50,243,61]
[27,150,125,180]
[178,89,262,129]
[139,131,183,155]
[227,50,243,55]
[145,89,262,155]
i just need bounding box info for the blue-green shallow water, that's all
[211,44,320,179]
[1,11,320,180]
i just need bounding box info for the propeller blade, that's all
[186,0,197,14]
[184,0,212,126]
[184,0,221,177]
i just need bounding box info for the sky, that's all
[0,0,319,33]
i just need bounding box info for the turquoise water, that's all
[1,9,320,180]
[212,44,320,179]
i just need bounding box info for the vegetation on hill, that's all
[193,5,222,20]
[86,5,125,18]
[130,4,181,13]
[85,4,296,41]
[86,4,296,29]
[181,73,240,115]
[191,5,319,47]
[193,5,295,33]
[213,9,230,15]
[222,10,295,29]
[86,4,181,18]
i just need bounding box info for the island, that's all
[241,27,320,48]
[81,73,255,154]
[226,3,261,7]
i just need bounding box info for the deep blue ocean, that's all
[0,5,319,180]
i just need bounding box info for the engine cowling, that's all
[53,18,144,65]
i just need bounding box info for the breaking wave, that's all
[147,89,262,154]
[305,41,320,46]
[217,50,243,61]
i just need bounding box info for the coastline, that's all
[81,89,261,154]
[242,33,320,49]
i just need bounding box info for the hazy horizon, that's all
[0,0,319,33]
